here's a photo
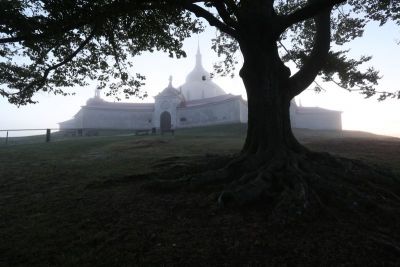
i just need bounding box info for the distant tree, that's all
[1,1,400,215]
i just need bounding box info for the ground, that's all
[0,124,399,266]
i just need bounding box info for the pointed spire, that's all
[195,39,202,67]
[168,75,173,87]
[197,36,201,55]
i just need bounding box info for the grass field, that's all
[1,124,399,266]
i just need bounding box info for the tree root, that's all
[216,151,400,225]
[145,150,400,227]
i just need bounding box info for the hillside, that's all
[0,124,399,266]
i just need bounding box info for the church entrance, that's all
[160,111,172,133]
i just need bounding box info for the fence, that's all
[0,128,58,145]
[0,127,165,146]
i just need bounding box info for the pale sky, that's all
[0,20,399,138]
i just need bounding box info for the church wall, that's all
[292,112,342,130]
[59,119,77,129]
[80,107,153,129]
[177,99,242,128]
[59,110,84,130]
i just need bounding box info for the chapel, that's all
[59,47,342,133]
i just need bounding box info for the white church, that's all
[59,48,342,133]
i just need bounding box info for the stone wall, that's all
[177,99,242,128]
[78,107,153,129]
[292,112,342,130]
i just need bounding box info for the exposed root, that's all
[216,151,400,226]
[143,149,400,250]
[145,150,400,229]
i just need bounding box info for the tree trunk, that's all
[212,42,316,207]
[239,43,305,163]
[212,1,321,207]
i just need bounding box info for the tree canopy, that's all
[0,0,399,105]
[0,0,201,104]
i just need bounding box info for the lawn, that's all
[1,124,399,266]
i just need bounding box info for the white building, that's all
[59,48,342,133]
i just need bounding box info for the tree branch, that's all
[0,33,54,44]
[23,28,97,93]
[209,1,238,28]
[224,0,239,14]
[0,19,89,44]
[0,0,149,45]
[185,3,237,38]
[0,36,24,44]
[288,8,332,97]
[279,0,345,34]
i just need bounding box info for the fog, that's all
[1,21,399,138]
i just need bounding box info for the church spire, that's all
[195,41,202,68]
[168,75,173,88]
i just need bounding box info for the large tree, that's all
[1,0,400,216]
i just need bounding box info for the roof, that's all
[156,86,182,98]
[85,101,154,110]
[295,106,342,114]
[291,99,342,114]
[155,76,185,101]
[182,94,242,108]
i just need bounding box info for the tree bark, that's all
[238,42,305,163]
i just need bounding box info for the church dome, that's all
[156,76,185,101]
[180,46,226,101]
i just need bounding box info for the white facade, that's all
[153,77,186,130]
[177,95,247,128]
[59,49,342,132]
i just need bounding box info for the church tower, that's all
[154,76,184,132]
[179,44,226,101]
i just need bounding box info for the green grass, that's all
[0,123,399,266]
[0,124,246,266]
